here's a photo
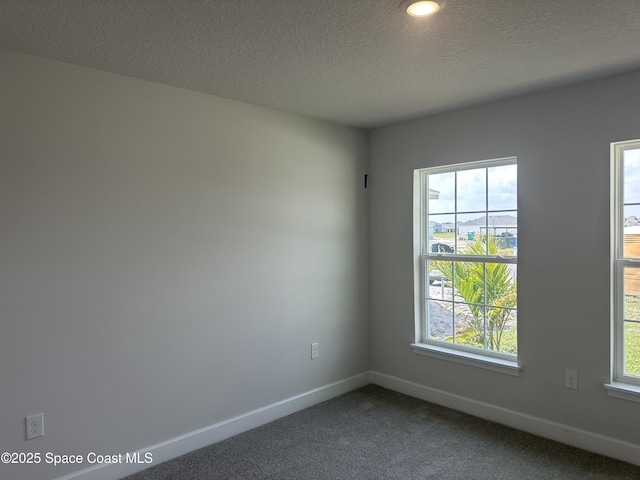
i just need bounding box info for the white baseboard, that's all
[52,370,640,479]
[53,372,371,480]
[370,370,640,467]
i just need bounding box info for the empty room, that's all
[2,1,640,479]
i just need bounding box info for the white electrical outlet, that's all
[26,413,44,440]
[565,369,578,390]
[311,342,319,359]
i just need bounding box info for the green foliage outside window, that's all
[625,295,640,376]
[431,236,516,353]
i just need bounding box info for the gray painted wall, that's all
[0,50,369,480]
[369,70,640,445]
[4,45,640,480]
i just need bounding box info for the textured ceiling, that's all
[2,0,640,128]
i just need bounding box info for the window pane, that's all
[624,206,640,227]
[455,303,484,349]
[487,307,517,355]
[427,260,451,300]
[485,263,516,308]
[427,300,453,342]
[488,164,517,211]
[624,267,640,301]
[486,212,518,248]
[428,171,455,214]
[428,213,455,250]
[623,267,640,375]
[624,321,640,377]
[456,213,486,254]
[452,261,485,305]
[623,148,640,204]
[457,168,486,213]
[624,207,640,259]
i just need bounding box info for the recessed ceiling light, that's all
[400,0,445,17]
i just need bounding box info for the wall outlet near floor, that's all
[311,342,319,359]
[565,369,578,390]
[26,413,44,440]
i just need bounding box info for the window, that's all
[608,140,640,400]
[412,157,519,375]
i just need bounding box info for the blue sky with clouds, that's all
[427,164,517,225]
[624,148,640,219]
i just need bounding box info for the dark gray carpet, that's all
[123,385,640,479]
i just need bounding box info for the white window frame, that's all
[412,157,521,376]
[605,139,640,402]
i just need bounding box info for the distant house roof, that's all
[626,216,640,226]
[466,215,517,226]
[429,189,439,199]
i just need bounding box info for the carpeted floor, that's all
[123,385,640,479]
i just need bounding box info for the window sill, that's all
[603,382,640,403]
[411,343,521,377]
